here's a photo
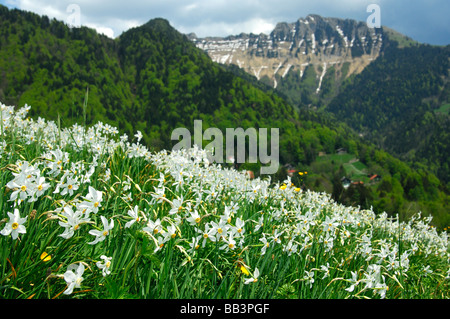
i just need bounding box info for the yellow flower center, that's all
[68,184,73,190]
[37,185,43,191]
[171,233,177,239]
[20,185,27,192]
[12,222,19,230]
[253,278,258,283]
[195,244,200,250]
[153,229,159,234]
[217,228,223,234]
[94,202,99,208]
[103,230,108,236]
[228,243,234,249]
[195,217,201,223]
[237,228,242,233]
[203,233,209,239]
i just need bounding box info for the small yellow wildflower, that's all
[40,252,51,262]
[240,265,250,276]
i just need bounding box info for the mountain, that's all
[190,14,385,107]
[0,5,448,228]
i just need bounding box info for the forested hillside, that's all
[326,39,450,186]
[0,5,448,228]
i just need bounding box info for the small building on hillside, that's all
[368,174,381,183]
[287,169,297,177]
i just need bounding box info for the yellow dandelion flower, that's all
[240,265,250,276]
[40,252,51,262]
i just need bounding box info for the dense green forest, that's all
[0,5,448,228]
[325,40,450,187]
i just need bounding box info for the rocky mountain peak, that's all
[190,15,384,96]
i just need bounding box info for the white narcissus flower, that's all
[63,263,85,295]
[79,186,103,215]
[304,270,315,289]
[88,216,114,245]
[6,175,34,202]
[169,196,184,215]
[54,173,79,196]
[345,271,360,293]
[235,218,245,236]
[320,263,330,279]
[164,224,177,240]
[33,176,50,198]
[143,218,163,235]
[58,206,90,239]
[1,208,27,240]
[244,268,260,284]
[134,130,143,142]
[186,209,201,226]
[259,235,270,255]
[125,205,140,228]
[96,255,112,277]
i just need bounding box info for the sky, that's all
[1,0,449,45]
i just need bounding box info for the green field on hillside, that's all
[435,103,450,115]
[314,153,369,183]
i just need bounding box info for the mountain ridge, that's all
[189,14,385,103]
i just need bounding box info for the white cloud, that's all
[178,17,275,37]
[86,23,114,38]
